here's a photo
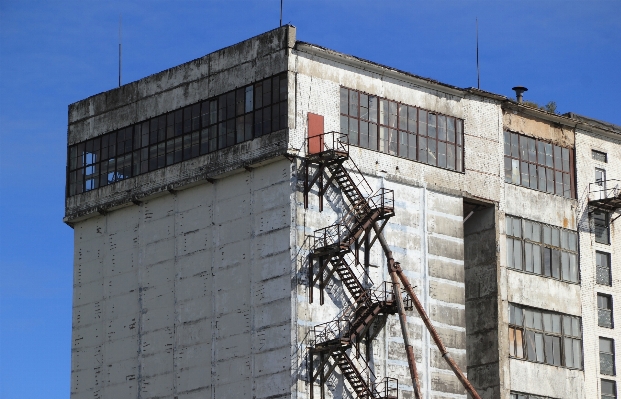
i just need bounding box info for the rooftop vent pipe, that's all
[512,86,528,103]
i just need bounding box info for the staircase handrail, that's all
[306,131,350,156]
[589,179,621,201]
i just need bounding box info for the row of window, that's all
[506,216,579,283]
[504,131,575,198]
[67,73,288,196]
[339,87,464,172]
[509,303,583,369]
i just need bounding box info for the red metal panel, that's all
[308,113,324,154]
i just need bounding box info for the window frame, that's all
[67,73,288,197]
[597,251,612,286]
[600,337,616,376]
[593,149,608,163]
[503,131,575,198]
[594,212,612,245]
[598,293,614,329]
[602,379,617,399]
[340,87,464,173]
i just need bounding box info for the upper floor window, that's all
[598,293,614,329]
[600,337,616,375]
[67,73,288,197]
[509,303,583,369]
[340,87,464,172]
[603,379,617,399]
[593,150,608,163]
[597,251,612,286]
[503,131,575,198]
[506,215,579,283]
[594,212,611,245]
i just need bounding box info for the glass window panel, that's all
[419,137,427,163]
[369,123,378,151]
[349,117,358,147]
[538,165,547,192]
[513,218,522,238]
[535,333,545,362]
[340,114,349,136]
[520,135,528,160]
[543,226,552,245]
[552,335,562,366]
[562,251,570,281]
[537,141,546,165]
[509,328,516,356]
[245,86,254,113]
[524,309,534,328]
[529,163,538,190]
[515,329,524,358]
[543,248,552,276]
[533,245,542,274]
[359,121,368,148]
[407,106,417,133]
[447,116,455,143]
[545,143,554,167]
[427,138,437,166]
[399,104,408,130]
[389,128,398,155]
[456,145,463,172]
[379,99,388,125]
[573,339,582,369]
[438,141,447,168]
[544,335,554,365]
[511,133,519,158]
[361,94,369,121]
[504,131,511,155]
[602,380,616,395]
[546,168,555,194]
[456,120,463,146]
[505,157,513,183]
[531,222,541,242]
[561,230,569,249]
[563,316,572,336]
[399,131,408,158]
[528,137,537,163]
[551,249,561,279]
[418,110,427,136]
[447,142,455,170]
[572,317,581,336]
[525,243,534,273]
[512,159,520,184]
[349,91,359,117]
[552,228,560,247]
[262,79,272,107]
[543,313,552,332]
[563,173,571,198]
[513,240,523,270]
[388,101,397,128]
[369,97,378,123]
[562,147,570,172]
[555,170,563,196]
[521,161,530,187]
[552,314,561,333]
[525,330,537,360]
[569,253,578,282]
[408,132,417,161]
[437,115,447,141]
[379,126,388,153]
[428,113,436,139]
[523,221,533,240]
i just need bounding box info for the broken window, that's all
[506,215,579,283]
[600,337,616,376]
[339,87,464,172]
[598,294,614,329]
[67,73,288,196]
[503,131,574,198]
[597,252,612,286]
[602,379,617,399]
[509,303,582,370]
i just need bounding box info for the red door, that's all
[307,113,324,154]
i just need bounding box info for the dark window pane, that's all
[537,141,546,165]
[359,121,368,148]
[349,117,359,147]
[511,133,519,158]
[545,143,554,167]
[504,131,511,156]
[529,163,538,190]
[528,137,537,163]
[521,161,529,188]
[519,135,528,160]
[562,147,570,172]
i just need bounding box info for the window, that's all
[503,131,574,198]
[600,337,616,375]
[511,393,558,399]
[597,252,612,286]
[593,150,608,163]
[506,215,579,283]
[67,73,288,196]
[603,379,617,399]
[598,294,614,328]
[594,212,611,245]
[509,303,582,369]
[340,87,464,172]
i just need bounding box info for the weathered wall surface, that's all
[290,48,482,399]
[71,159,295,399]
[575,127,621,399]
[503,111,575,147]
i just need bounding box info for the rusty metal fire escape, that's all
[588,179,621,226]
[303,130,481,399]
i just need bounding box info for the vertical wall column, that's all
[464,205,501,399]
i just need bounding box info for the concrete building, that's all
[65,26,621,399]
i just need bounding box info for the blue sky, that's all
[0,1,619,397]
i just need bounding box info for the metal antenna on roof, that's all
[119,14,122,88]
[476,18,480,89]
[280,0,283,27]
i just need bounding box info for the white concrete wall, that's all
[71,159,295,399]
[575,128,621,399]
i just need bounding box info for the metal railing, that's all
[313,282,397,346]
[307,131,349,156]
[375,377,399,399]
[589,179,621,201]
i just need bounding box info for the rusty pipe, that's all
[388,259,422,399]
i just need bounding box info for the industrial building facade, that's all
[65,26,620,399]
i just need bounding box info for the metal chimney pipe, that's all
[512,86,528,103]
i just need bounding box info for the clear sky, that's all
[0,1,619,397]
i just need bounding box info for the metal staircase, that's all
[305,132,402,399]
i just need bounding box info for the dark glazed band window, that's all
[340,87,464,172]
[67,73,288,197]
[503,131,575,198]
